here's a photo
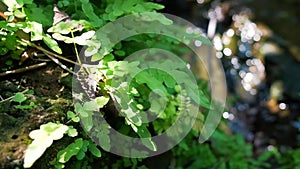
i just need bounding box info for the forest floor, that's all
[0,63,73,168]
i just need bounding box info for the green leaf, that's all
[57,0,70,8]
[141,138,157,151]
[28,129,48,140]
[140,12,172,25]
[91,53,103,62]
[27,21,43,41]
[15,102,37,109]
[137,126,157,151]
[135,71,167,94]
[81,140,89,152]
[74,31,95,45]
[78,30,95,40]
[76,102,94,131]
[29,102,37,108]
[52,31,95,45]
[52,33,74,43]
[75,140,89,160]
[138,165,148,169]
[12,92,27,103]
[199,90,210,109]
[143,2,164,10]
[81,113,93,131]
[40,123,69,140]
[72,116,80,122]
[57,138,83,163]
[5,60,13,66]
[67,111,80,122]
[76,150,86,160]
[24,122,68,168]
[88,142,101,157]
[3,0,22,9]
[42,34,62,54]
[163,74,176,88]
[75,103,88,117]
[95,96,109,108]
[83,100,99,111]
[7,15,15,22]
[87,49,102,59]
[26,90,34,94]
[149,97,165,113]
[47,20,86,34]
[114,50,126,56]
[25,6,53,27]
[67,126,78,137]
[22,0,33,4]
[13,9,26,18]
[23,137,53,168]
[97,123,111,151]
[85,45,98,57]
[81,0,103,27]
[67,111,75,119]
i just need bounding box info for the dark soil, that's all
[0,63,73,169]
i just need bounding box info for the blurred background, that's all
[156,0,300,156]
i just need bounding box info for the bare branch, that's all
[0,62,47,77]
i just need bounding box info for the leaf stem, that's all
[71,31,89,74]
[22,39,81,66]
[71,31,82,65]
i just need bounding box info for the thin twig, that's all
[0,62,47,77]
[44,53,76,75]
[0,88,29,104]
[22,39,81,66]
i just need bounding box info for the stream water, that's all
[157,0,300,155]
